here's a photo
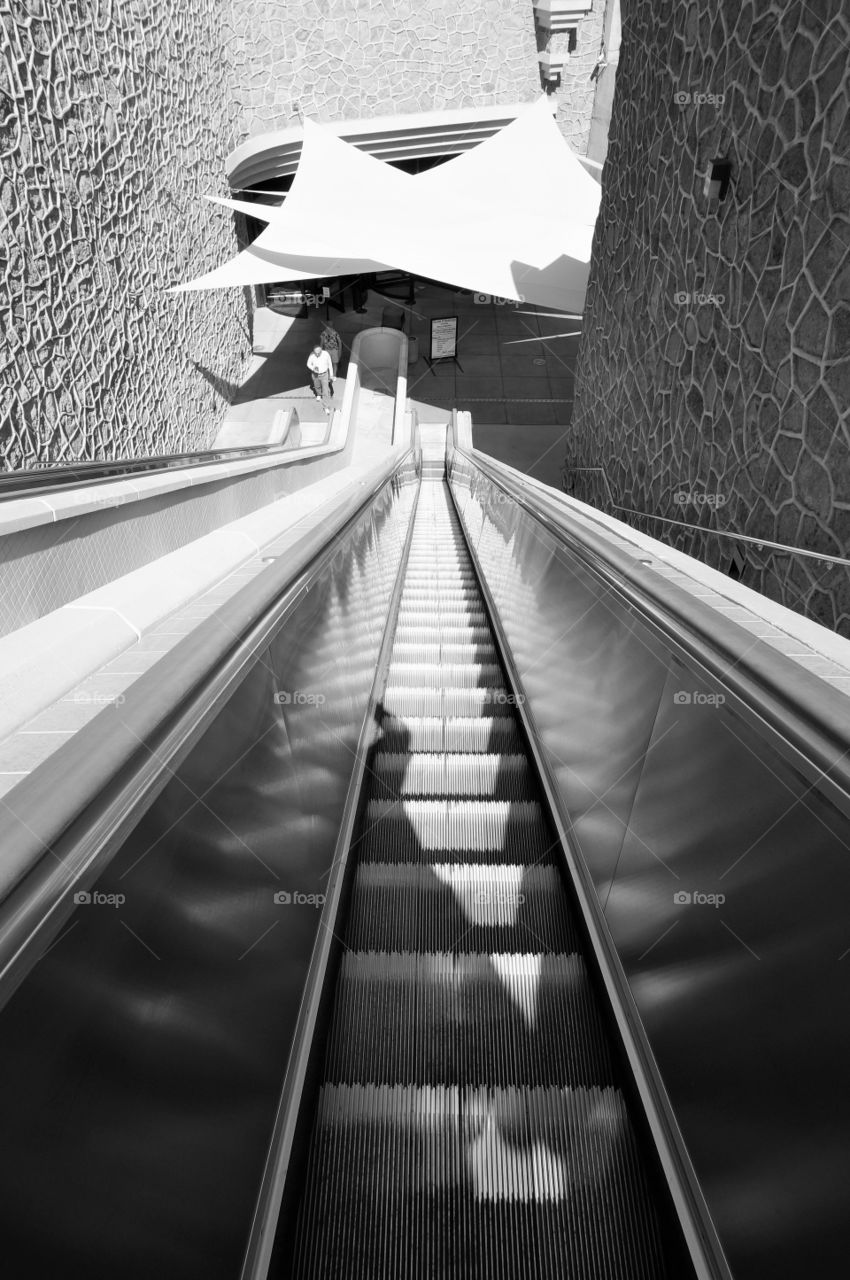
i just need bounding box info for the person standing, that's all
[307,345,334,415]
[321,323,343,394]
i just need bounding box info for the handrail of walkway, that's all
[0,445,418,1009]
[0,443,303,500]
[565,465,850,568]
[456,444,850,811]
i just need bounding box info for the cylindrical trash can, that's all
[407,335,419,364]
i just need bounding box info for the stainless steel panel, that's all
[0,468,416,1278]
[449,452,850,1279]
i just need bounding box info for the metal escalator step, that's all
[290,1083,667,1280]
[379,716,521,753]
[371,753,533,801]
[325,952,615,1087]
[361,800,551,862]
[394,625,493,645]
[347,864,580,954]
[382,688,515,719]
[401,586,481,598]
[387,663,504,689]
[396,610,489,628]
[391,642,497,665]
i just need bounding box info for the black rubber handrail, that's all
[0,447,417,1009]
[452,445,850,814]
[0,444,298,500]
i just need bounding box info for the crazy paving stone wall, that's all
[546,4,607,154]
[1,0,546,467]
[223,0,540,138]
[1,1,253,467]
[568,0,850,634]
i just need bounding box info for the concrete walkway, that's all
[220,282,577,489]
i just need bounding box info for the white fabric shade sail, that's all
[171,97,601,313]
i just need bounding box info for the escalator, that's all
[274,479,689,1279]
[11,427,848,1278]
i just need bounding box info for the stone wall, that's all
[552,4,607,154]
[223,0,541,138]
[1,1,254,468]
[1,0,604,469]
[568,0,850,634]
[1,0,546,468]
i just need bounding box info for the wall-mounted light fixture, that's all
[704,157,732,202]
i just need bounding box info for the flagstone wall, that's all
[1,0,603,468]
[0,1,252,467]
[568,0,850,634]
[224,0,540,138]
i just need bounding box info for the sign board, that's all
[430,316,458,361]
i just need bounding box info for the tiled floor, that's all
[224,282,578,488]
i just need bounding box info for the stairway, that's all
[287,482,672,1279]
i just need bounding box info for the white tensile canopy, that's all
[171,97,601,314]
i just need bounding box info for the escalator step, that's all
[387,663,504,689]
[372,753,532,801]
[360,799,552,862]
[394,625,494,645]
[382,688,514,719]
[391,642,497,664]
[379,715,522,753]
[325,951,615,1087]
[290,1084,666,1280]
[396,610,489,628]
[347,864,580,954]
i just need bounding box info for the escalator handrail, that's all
[447,450,734,1280]
[0,446,419,1009]
[449,442,850,811]
[0,443,311,500]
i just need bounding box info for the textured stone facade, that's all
[1,0,547,467]
[551,5,607,153]
[1,0,607,469]
[568,0,850,633]
[1,1,253,467]
[223,0,540,138]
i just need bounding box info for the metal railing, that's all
[0,443,295,501]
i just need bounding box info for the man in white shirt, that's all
[307,345,334,415]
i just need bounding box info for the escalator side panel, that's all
[0,469,418,1279]
[448,452,850,1278]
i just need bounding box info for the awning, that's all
[171,97,601,313]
